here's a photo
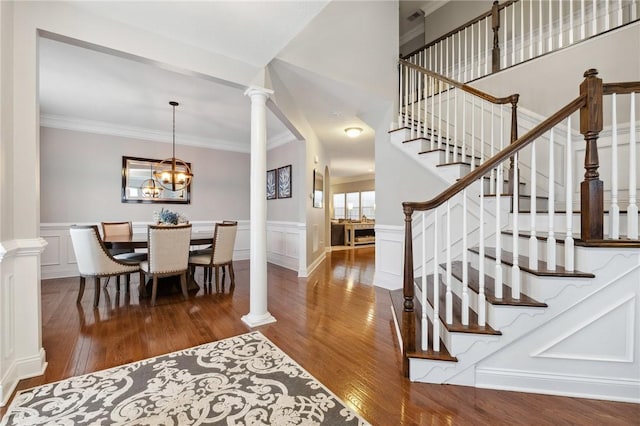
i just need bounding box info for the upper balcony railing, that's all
[403,0,640,83]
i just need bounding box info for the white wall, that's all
[41,127,250,223]
[424,0,492,44]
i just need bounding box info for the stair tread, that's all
[418,275,502,335]
[502,230,640,247]
[470,246,595,277]
[389,289,457,361]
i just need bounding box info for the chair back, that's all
[101,221,132,238]
[147,224,192,274]
[211,222,237,265]
[69,225,137,276]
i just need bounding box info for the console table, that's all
[343,222,375,247]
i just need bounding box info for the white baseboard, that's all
[476,367,640,403]
[0,348,47,407]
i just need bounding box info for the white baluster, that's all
[570,0,575,44]
[547,128,557,270]
[529,0,534,59]
[503,7,508,68]
[548,0,553,52]
[460,92,466,162]
[453,90,458,163]
[490,104,496,194]
[495,164,503,299]
[628,93,638,239]
[617,0,623,27]
[470,23,475,80]
[539,0,544,55]
[418,53,422,138]
[423,73,428,143]
[519,0,524,63]
[433,209,440,352]
[471,96,476,170]
[559,0,564,48]
[610,93,620,239]
[565,116,575,271]
[446,200,453,324]
[511,2,516,66]
[462,190,469,326]
[464,26,468,82]
[605,0,610,31]
[404,64,409,128]
[592,0,597,36]
[581,0,586,40]
[529,139,538,269]
[512,152,521,299]
[478,175,486,327]
[481,101,485,164]
[431,76,436,150]
[438,79,443,151]
[399,63,404,126]
[485,17,489,76]
[446,37,449,79]
[410,66,416,139]
[478,19,483,78]
[421,211,428,351]
[446,83,451,162]
[458,31,463,82]
[632,0,638,21]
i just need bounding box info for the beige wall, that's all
[267,140,304,223]
[424,1,492,44]
[40,127,250,223]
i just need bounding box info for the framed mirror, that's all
[121,156,191,204]
[313,169,323,208]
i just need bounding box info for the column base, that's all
[241,312,277,328]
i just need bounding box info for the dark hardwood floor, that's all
[2,246,638,424]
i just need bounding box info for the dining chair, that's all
[189,221,237,293]
[101,221,146,292]
[69,225,143,307]
[139,224,192,306]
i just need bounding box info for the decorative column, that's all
[242,87,277,328]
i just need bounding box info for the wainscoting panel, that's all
[374,225,404,290]
[266,221,304,273]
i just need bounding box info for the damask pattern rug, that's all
[1,332,369,425]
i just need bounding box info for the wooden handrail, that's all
[399,59,519,105]
[603,82,640,95]
[403,95,586,213]
[402,0,518,60]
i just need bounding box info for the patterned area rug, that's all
[1,332,369,425]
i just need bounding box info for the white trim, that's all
[41,114,295,154]
[0,349,48,407]
[475,366,640,403]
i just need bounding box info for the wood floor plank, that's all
[1,246,638,424]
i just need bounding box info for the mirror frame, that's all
[313,168,323,208]
[121,156,191,204]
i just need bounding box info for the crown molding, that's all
[40,114,252,153]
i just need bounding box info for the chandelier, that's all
[154,101,193,191]
[140,163,161,198]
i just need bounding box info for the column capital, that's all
[244,86,274,100]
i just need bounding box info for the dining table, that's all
[103,231,214,296]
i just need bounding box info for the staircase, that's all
[388,65,640,402]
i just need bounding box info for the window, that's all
[332,191,375,221]
[333,193,346,219]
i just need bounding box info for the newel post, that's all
[491,1,501,73]
[579,69,604,241]
[402,203,415,377]
[508,94,520,194]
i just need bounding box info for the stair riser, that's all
[499,233,568,269]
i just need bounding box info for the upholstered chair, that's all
[69,225,142,307]
[189,222,237,293]
[139,224,192,306]
[101,221,146,292]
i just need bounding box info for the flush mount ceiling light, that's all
[154,101,193,192]
[344,127,363,138]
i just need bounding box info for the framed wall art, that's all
[277,165,292,198]
[266,169,277,200]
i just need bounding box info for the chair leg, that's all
[93,277,101,307]
[139,271,147,298]
[116,276,121,293]
[214,266,220,293]
[77,276,86,304]
[180,272,188,300]
[229,263,235,289]
[125,274,131,294]
[151,276,158,306]
[222,266,227,290]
